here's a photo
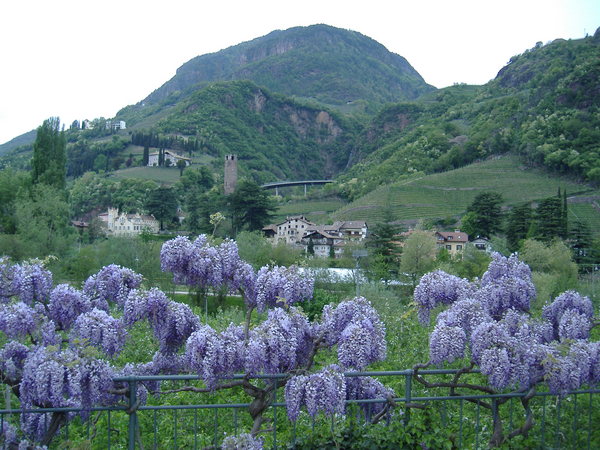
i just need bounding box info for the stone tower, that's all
[224,154,238,195]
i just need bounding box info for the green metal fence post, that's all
[128,379,138,450]
[404,372,412,425]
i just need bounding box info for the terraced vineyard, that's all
[273,198,347,223]
[332,155,600,231]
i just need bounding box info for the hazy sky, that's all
[1,0,598,144]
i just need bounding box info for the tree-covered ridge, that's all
[133,24,433,114]
[334,31,600,200]
[152,80,360,182]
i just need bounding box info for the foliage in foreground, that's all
[1,239,599,448]
[0,236,391,448]
[413,252,600,446]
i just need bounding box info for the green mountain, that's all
[148,80,360,182]
[336,29,600,200]
[2,24,599,211]
[133,24,434,116]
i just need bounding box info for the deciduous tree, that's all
[400,230,437,286]
[145,186,177,230]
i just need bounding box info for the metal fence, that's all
[2,369,599,449]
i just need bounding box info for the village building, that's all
[300,228,346,258]
[147,150,192,167]
[471,236,492,252]
[330,220,368,241]
[105,120,127,131]
[265,215,316,245]
[262,218,368,258]
[99,208,160,236]
[435,230,469,256]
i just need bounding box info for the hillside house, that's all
[148,150,191,167]
[263,217,367,254]
[99,208,159,236]
[267,215,316,245]
[472,237,492,252]
[330,220,368,240]
[300,229,346,258]
[105,120,126,131]
[436,230,469,256]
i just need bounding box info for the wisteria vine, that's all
[413,252,600,447]
[0,235,392,449]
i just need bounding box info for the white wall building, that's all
[99,208,160,236]
[148,150,192,167]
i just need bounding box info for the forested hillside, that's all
[335,29,600,200]
[129,24,433,116]
[0,25,598,199]
[149,80,360,182]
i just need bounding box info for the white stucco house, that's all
[99,208,159,236]
[148,150,192,167]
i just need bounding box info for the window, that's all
[456,245,462,250]
[446,245,452,250]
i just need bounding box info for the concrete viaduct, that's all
[261,180,333,196]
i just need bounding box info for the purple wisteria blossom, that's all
[411,253,598,392]
[0,340,30,381]
[0,256,17,302]
[558,309,592,340]
[345,375,395,418]
[413,270,474,324]
[481,252,532,285]
[284,365,346,421]
[251,265,314,311]
[19,346,113,410]
[0,421,18,447]
[542,340,595,395]
[0,301,37,339]
[479,346,512,389]
[48,284,92,329]
[70,309,128,357]
[246,307,314,375]
[475,276,536,318]
[222,433,264,450]
[320,297,386,369]
[160,235,197,284]
[160,236,257,297]
[436,297,492,337]
[18,346,115,439]
[83,264,142,308]
[12,262,53,305]
[543,290,594,340]
[185,324,244,388]
[123,287,201,354]
[429,324,467,365]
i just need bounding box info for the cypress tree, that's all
[31,117,67,190]
[535,197,563,242]
[506,202,533,252]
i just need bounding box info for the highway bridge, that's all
[261,179,333,196]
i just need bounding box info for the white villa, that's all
[99,208,160,236]
[148,150,192,167]
[105,120,126,131]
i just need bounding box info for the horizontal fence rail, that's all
[2,369,599,449]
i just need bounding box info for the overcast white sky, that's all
[0,0,598,144]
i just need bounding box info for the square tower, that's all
[224,154,238,195]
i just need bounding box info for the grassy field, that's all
[111,166,183,184]
[332,155,600,229]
